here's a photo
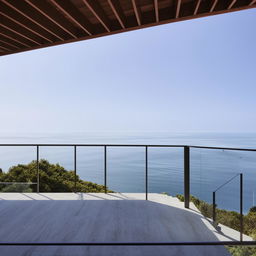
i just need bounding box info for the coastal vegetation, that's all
[177,194,256,256]
[0,159,111,193]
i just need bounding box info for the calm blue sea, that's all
[0,132,255,213]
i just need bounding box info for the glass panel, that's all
[107,147,145,193]
[39,146,74,192]
[0,146,36,192]
[191,148,239,206]
[190,148,256,242]
[148,147,183,196]
[77,146,105,192]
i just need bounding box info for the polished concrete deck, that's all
[0,193,251,256]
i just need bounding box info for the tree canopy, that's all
[0,160,110,193]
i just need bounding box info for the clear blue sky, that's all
[1,9,256,134]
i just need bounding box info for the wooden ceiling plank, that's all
[228,0,237,9]
[0,2,53,43]
[0,39,19,49]
[107,0,126,29]
[0,11,49,43]
[194,0,201,15]
[249,0,256,5]
[131,0,142,26]
[0,22,41,45]
[154,0,159,22]
[49,0,93,36]
[176,0,182,18]
[2,0,65,41]
[82,0,111,32]
[25,0,78,39]
[210,0,218,12]
[1,15,46,45]
[0,44,12,52]
[0,31,31,48]
[0,34,27,49]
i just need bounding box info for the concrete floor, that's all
[0,193,249,256]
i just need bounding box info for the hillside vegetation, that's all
[177,194,256,256]
[0,159,111,193]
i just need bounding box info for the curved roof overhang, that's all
[0,0,255,56]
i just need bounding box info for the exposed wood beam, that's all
[0,22,40,46]
[49,0,93,36]
[131,0,142,26]
[25,0,78,39]
[154,0,159,22]
[0,39,19,49]
[82,0,111,32]
[1,15,44,45]
[249,0,256,5]
[194,0,201,15]
[210,0,218,12]
[228,0,237,9]
[2,0,65,41]
[0,44,12,52]
[0,2,53,43]
[0,34,27,49]
[0,31,31,48]
[107,0,126,29]
[176,0,181,18]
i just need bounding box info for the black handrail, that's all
[0,241,255,246]
[212,173,243,241]
[0,144,256,151]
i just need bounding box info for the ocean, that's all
[0,132,255,213]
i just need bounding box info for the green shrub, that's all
[198,201,213,218]
[176,194,184,202]
[0,160,112,193]
[227,246,256,256]
[249,206,256,213]
[1,183,33,192]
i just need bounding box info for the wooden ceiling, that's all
[0,0,255,56]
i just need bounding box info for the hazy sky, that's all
[1,8,256,134]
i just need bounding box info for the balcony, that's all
[0,144,255,255]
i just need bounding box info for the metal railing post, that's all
[104,146,107,193]
[74,146,77,193]
[36,145,39,193]
[213,192,216,224]
[184,146,190,208]
[240,173,243,242]
[145,146,148,200]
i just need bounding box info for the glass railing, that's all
[0,143,255,250]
